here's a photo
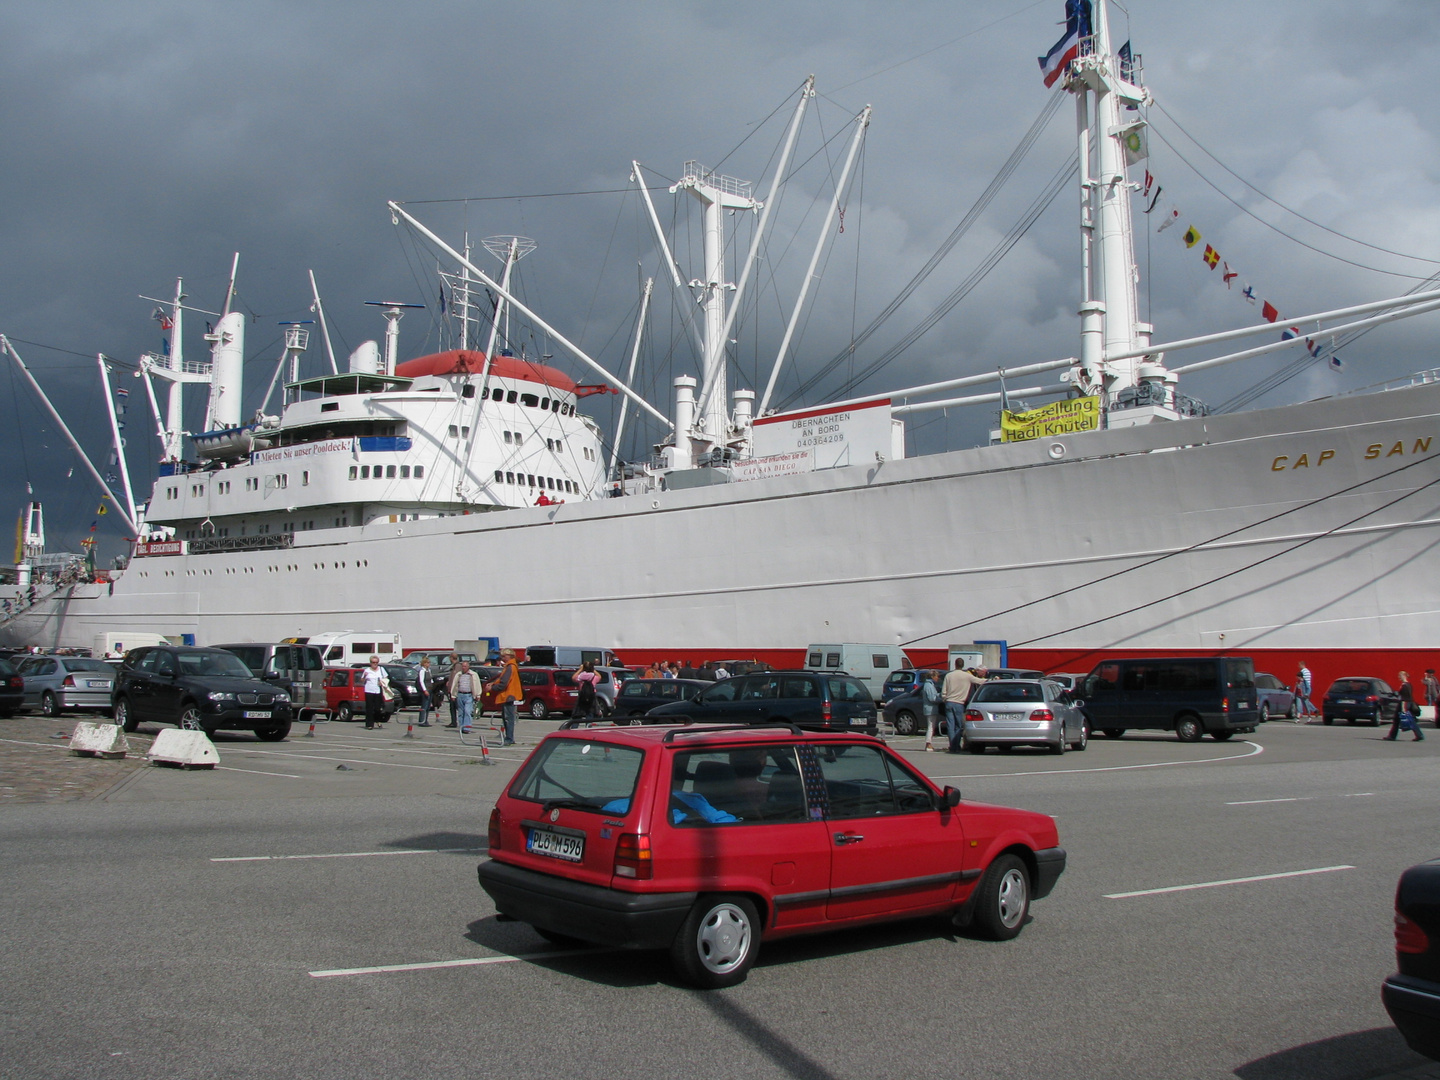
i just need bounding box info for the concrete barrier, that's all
[147,729,219,769]
[69,721,128,758]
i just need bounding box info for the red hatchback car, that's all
[481,666,579,719]
[323,666,399,722]
[478,722,1065,987]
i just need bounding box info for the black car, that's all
[1322,676,1400,726]
[882,686,932,736]
[612,677,710,719]
[113,645,294,740]
[1383,857,1440,1061]
[0,658,23,717]
[350,662,424,707]
[644,670,878,735]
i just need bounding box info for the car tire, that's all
[335,702,354,723]
[893,710,919,736]
[628,713,646,725]
[1259,703,1270,723]
[670,894,760,989]
[178,704,212,735]
[1212,730,1235,741]
[40,691,62,718]
[1102,728,1125,739]
[1286,700,1296,720]
[114,697,138,733]
[1174,715,1204,743]
[533,926,586,948]
[255,724,290,742]
[997,744,1014,754]
[1371,711,1382,728]
[1072,724,1088,751]
[1322,715,1333,725]
[1049,736,1066,755]
[529,699,548,720]
[971,853,1030,941]
[966,741,986,754]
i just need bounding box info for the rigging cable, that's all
[900,448,1440,649]
[778,89,1067,409]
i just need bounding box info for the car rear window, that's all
[508,738,644,815]
[670,746,809,825]
[63,659,112,673]
[884,671,913,687]
[973,682,1044,703]
[826,677,872,703]
[1330,680,1375,695]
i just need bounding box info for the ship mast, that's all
[1067,0,1170,424]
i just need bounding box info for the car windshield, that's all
[177,652,255,679]
[508,738,644,814]
[973,682,1045,703]
[0,659,15,677]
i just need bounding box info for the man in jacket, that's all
[448,661,479,735]
[414,656,434,727]
[487,649,521,746]
[942,660,987,753]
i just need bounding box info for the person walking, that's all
[487,649,522,746]
[361,655,390,730]
[1385,671,1425,742]
[942,660,988,753]
[573,660,603,721]
[448,660,479,735]
[1424,669,1440,727]
[414,656,434,727]
[1294,662,1315,721]
[920,670,942,752]
[444,652,461,727]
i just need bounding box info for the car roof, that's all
[546,723,878,749]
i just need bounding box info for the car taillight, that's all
[487,808,501,851]
[7,676,19,689]
[62,675,76,688]
[964,709,983,722]
[1222,696,1229,712]
[1366,695,1379,703]
[822,702,832,722]
[1029,709,1054,722]
[1396,909,1429,954]
[614,833,652,879]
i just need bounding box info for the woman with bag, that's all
[920,671,941,752]
[1385,671,1425,742]
[361,655,391,730]
[573,660,602,721]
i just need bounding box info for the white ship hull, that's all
[11,381,1439,682]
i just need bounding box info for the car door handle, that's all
[833,832,865,845]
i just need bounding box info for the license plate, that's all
[1337,698,1355,704]
[243,710,271,719]
[86,680,109,688]
[527,828,584,862]
[850,716,866,725]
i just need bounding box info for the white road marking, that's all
[232,748,458,772]
[1226,792,1376,806]
[213,847,484,863]
[309,947,599,978]
[1105,864,1355,899]
[932,739,1264,780]
[215,766,301,779]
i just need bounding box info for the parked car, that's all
[644,670,878,735]
[16,655,115,717]
[1383,856,1440,1061]
[349,661,424,707]
[0,658,23,717]
[963,679,1088,754]
[1079,656,1260,741]
[1253,672,1296,721]
[481,667,578,719]
[882,686,931,736]
[613,678,711,719]
[214,642,328,721]
[112,646,294,739]
[880,668,943,704]
[985,668,1044,681]
[478,723,1066,987]
[591,666,635,714]
[1322,677,1400,726]
[323,666,400,722]
[1043,672,1088,692]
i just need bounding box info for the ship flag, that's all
[1330,355,1344,371]
[1183,225,1202,248]
[1156,206,1181,231]
[1262,301,1280,323]
[1038,0,1092,87]
[1202,245,1221,269]
[1144,186,1163,214]
[1222,263,1238,288]
[1242,285,1256,303]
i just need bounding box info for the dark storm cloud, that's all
[2,1,1437,553]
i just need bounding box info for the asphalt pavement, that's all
[2,715,1436,1079]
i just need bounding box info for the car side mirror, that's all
[942,785,961,808]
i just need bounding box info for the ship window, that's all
[277,474,288,489]
[414,466,424,478]
[548,477,556,490]
[505,471,515,484]
[540,397,549,410]
[514,432,523,446]
[462,385,475,398]
[400,465,410,478]
[527,474,535,487]
[349,466,357,480]
[360,466,370,479]
[506,390,517,404]
[521,393,539,408]
[552,399,561,413]
[302,471,310,486]
[546,438,554,451]
[462,426,470,439]
[504,431,513,444]
[448,425,459,439]
[386,466,396,479]
[494,470,504,483]
[492,387,504,401]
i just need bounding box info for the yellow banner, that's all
[1000,395,1100,442]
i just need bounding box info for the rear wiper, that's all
[542,797,597,813]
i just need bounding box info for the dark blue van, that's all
[1079,656,1260,742]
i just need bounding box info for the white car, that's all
[962,679,1088,755]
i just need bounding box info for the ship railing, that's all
[1338,367,1440,398]
[143,351,213,377]
[188,533,294,556]
[681,161,753,201]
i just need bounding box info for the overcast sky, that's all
[2,0,1437,556]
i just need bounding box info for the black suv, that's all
[113,646,294,740]
[1323,677,1400,726]
[644,670,877,734]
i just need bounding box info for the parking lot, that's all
[3,714,1437,1079]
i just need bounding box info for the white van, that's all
[298,631,403,665]
[804,643,911,700]
[524,645,619,668]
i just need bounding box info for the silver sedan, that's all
[962,679,1087,755]
[16,656,115,718]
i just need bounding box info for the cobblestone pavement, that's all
[0,716,147,803]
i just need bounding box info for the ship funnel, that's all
[732,389,754,431]
[204,311,246,430]
[348,340,381,375]
[665,376,697,471]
